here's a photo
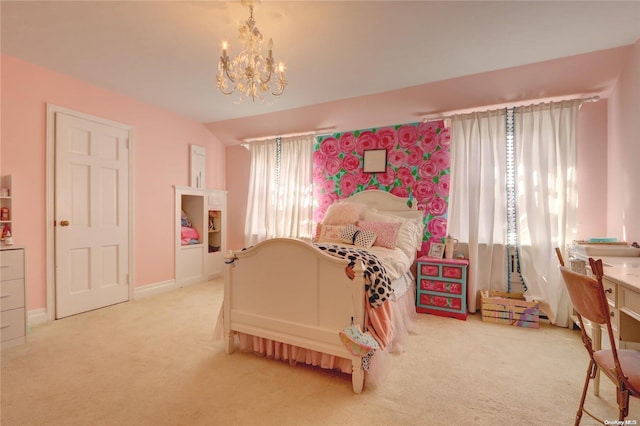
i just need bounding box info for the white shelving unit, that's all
[175,186,226,286]
[206,190,226,280]
[1,175,13,246]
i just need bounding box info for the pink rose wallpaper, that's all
[313,120,450,256]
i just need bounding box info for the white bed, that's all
[219,191,424,393]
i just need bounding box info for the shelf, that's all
[180,243,204,248]
[175,187,227,285]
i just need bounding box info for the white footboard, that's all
[223,238,366,393]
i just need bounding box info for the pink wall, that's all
[1,54,226,311]
[608,40,640,243]
[225,145,250,250]
[576,101,608,239]
[209,46,632,146]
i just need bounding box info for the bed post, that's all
[350,265,365,393]
[352,359,364,393]
[223,250,235,354]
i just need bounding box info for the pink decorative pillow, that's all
[356,221,401,249]
[322,202,367,226]
[315,224,346,244]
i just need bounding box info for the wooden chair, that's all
[555,247,565,266]
[559,257,640,424]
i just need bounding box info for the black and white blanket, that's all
[315,244,393,308]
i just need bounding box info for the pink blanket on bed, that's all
[367,298,393,349]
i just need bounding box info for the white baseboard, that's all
[27,279,179,327]
[133,279,178,299]
[28,308,48,328]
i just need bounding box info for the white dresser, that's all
[1,247,26,349]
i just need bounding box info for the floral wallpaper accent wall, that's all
[313,120,451,256]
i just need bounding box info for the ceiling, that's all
[2,1,640,135]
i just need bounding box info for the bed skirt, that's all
[233,281,418,386]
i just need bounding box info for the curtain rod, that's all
[242,127,335,144]
[420,95,601,122]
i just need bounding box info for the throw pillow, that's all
[322,202,368,225]
[340,224,377,249]
[356,221,401,249]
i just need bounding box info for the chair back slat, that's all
[559,266,609,325]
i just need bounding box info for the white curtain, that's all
[244,135,314,246]
[448,110,508,312]
[514,100,580,327]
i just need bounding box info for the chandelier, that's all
[216,2,287,102]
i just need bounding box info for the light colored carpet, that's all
[1,278,638,426]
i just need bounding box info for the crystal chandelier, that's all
[216,2,286,102]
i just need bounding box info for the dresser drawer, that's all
[0,249,25,281]
[419,279,462,295]
[1,278,25,311]
[1,308,25,342]
[620,287,640,317]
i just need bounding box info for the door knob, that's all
[60,220,70,227]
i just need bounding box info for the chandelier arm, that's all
[224,67,236,84]
[219,85,235,95]
[271,80,286,96]
[260,68,273,85]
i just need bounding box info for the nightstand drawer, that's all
[419,279,463,295]
[420,264,440,277]
[0,249,24,281]
[1,278,25,311]
[419,293,462,311]
[442,266,463,279]
[1,308,25,342]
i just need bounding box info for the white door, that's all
[55,112,130,319]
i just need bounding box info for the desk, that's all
[569,254,640,395]
[602,263,640,347]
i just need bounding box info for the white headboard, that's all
[345,190,423,222]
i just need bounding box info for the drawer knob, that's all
[605,288,613,294]
[60,220,70,227]
[611,311,615,317]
